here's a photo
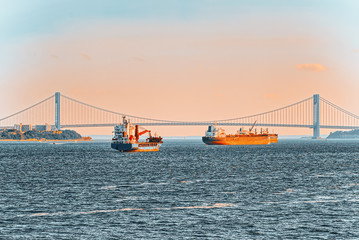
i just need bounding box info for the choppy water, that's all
[1,139,359,239]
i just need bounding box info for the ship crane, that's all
[249,120,257,132]
[135,125,152,141]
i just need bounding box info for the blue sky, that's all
[1,0,358,40]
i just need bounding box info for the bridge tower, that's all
[55,92,61,130]
[313,94,320,139]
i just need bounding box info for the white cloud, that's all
[296,63,326,72]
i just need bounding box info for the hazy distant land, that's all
[327,129,359,139]
[0,129,91,141]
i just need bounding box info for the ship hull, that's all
[268,134,278,143]
[202,135,277,145]
[111,142,161,152]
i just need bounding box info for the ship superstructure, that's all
[111,116,163,152]
[202,122,278,145]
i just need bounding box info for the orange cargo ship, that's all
[202,122,278,145]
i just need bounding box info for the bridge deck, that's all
[60,123,359,130]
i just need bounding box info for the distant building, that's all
[34,124,52,131]
[21,124,32,132]
[35,124,51,131]
[14,124,32,132]
[34,125,45,131]
[14,124,21,131]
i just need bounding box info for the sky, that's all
[0,0,359,136]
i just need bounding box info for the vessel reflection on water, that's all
[111,116,163,152]
[202,121,278,145]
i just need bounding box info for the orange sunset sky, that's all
[1,0,359,136]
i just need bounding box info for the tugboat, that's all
[202,121,278,145]
[111,116,163,152]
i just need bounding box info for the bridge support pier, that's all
[55,92,61,130]
[313,94,320,139]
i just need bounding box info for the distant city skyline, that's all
[1,0,358,136]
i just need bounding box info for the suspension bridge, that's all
[1,92,359,138]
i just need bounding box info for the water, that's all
[1,139,359,239]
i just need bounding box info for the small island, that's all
[327,129,359,139]
[0,128,92,142]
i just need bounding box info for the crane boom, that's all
[138,130,151,136]
[135,125,152,141]
[249,121,257,132]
